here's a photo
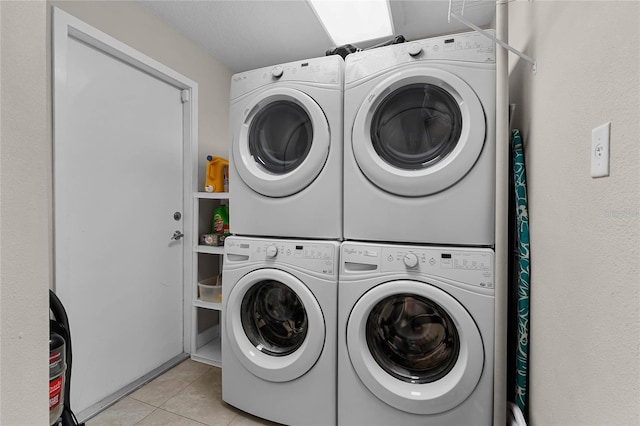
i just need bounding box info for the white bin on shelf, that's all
[198,276,222,303]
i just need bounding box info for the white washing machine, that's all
[221,236,340,425]
[344,31,496,246]
[338,241,494,425]
[229,55,343,239]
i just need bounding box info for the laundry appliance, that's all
[338,241,494,425]
[343,31,496,246]
[229,55,343,239]
[221,236,340,425]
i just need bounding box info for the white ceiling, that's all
[138,0,496,73]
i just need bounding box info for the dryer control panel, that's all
[230,55,343,100]
[345,30,495,85]
[225,236,339,276]
[342,242,494,289]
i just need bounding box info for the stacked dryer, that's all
[339,31,497,425]
[228,55,343,240]
[222,55,344,425]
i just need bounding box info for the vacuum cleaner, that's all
[50,290,84,426]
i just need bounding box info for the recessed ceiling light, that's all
[308,0,393,46]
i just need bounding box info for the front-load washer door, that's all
[352,67,486,197]
[346,280,484,414]
[234,87,330,197]
[225,268,325,382]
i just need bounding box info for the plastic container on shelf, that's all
[198,276,222,303]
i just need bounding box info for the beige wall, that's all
[3,1,639,424]
[0,1,51,424]
[508,1,640,425]
[0,1,231,423]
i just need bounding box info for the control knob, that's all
[408,43,423,57]
[403,252,419,268]
[271,66,284,78]
[266,245,278,258]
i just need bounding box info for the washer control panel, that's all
[225,236,338,276]
[342,242,494,289]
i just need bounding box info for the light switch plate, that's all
[591,122,610,178]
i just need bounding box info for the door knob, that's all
[171,230,184,241]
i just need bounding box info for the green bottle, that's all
[212,203,229,234]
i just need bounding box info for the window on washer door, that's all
[366,293,460,383]
[241,280,309,356]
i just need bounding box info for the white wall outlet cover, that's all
[591,122,610,178]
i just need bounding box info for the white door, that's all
[54,11,193,413]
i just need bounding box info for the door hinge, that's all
[181,89,190,103]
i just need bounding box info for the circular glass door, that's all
[346,280,484,414]
[370,84,462,170]
[352,67,486,197]
[234,87,330,198]
[241,280,308,356]
[366,293,460,384]
[225,269,325,382]
[248,101,313,174]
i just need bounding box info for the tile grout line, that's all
[155,365,220,424]
[132,407,210,426]
[226,413,240,426]
[132,406,159,426]
[129,362,214,409]
[87,362,220,426]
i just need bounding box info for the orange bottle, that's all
[204,156,229,193]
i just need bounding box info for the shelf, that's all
[191,191,226,369]
[193,299,223,311]
[194,245,225,255]
[191,325,222,367]
[194,192,229,200]
[191,340,222,367]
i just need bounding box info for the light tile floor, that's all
[87,359,279,426]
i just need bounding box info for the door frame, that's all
[52,7,198,357]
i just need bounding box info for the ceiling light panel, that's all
[309,0,393,46]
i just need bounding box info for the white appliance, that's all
[338,241,494,425]
[229,55,343,239]
[221,236,340,425]
[343,31,496,246]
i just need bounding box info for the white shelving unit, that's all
[190,191,228,367]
